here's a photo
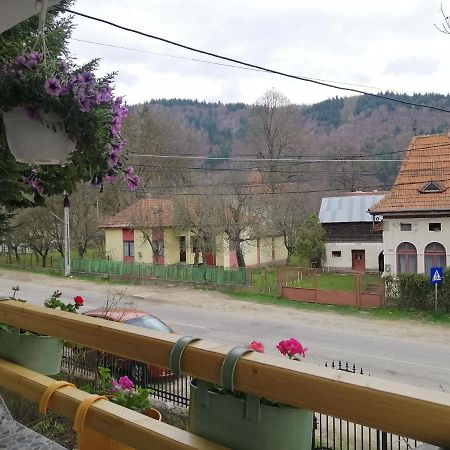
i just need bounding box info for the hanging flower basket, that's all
[2,107,76,164]
[0,51,140,193]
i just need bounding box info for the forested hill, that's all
[134,93,450,189]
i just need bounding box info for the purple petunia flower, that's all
[107,149,120,168]
[97,87,112,104]
[44,77,62,96]
[112,140,126,154]
[58,59,69,73]
[79,98,94,112]
[28,51,41,62]
[59,83,72,96]
[105,173,117,182]
[123,166,134,179]
[15,55,27,66]
[22,175,44,195]
[78,71,95,83]
[126,174,140,191]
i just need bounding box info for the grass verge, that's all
[223,290,450,326]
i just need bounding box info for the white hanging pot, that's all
[2,107,76,165]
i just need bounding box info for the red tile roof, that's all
[370,133,450,215]
[100,198,174,229]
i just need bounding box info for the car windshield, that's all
[125,315,171,333]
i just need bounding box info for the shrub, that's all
[385,271,450,312]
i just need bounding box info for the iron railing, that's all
[61,346,420,450]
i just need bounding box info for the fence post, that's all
[314,272,319,303]
[355,273,361,308]
[277,266,283,297]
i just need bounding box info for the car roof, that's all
[84,308,150,323]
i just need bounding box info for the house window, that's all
[397,242,417,273]
[123,241,134,257]
[418,181,446,193]
[332,251,341,257]
[400,223,412,231]
[424,242,446,274]
[429,223,441,232]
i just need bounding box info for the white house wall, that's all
[325,242,383,271]
[383,217,450,275]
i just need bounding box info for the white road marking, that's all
[167,321,205,329]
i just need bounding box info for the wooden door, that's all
[352,250,365,271]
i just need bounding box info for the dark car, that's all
[83,307,173,385]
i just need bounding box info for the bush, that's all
[385,270,450,312]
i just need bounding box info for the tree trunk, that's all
[13,246,19,261]
[41,253,47,268]
[236,242,246,268]
[194,249,200,266]
[78,245,86,258]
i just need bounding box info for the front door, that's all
[352,250,365,271]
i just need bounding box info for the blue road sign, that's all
[430,267,444,285]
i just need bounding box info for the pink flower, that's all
[276,338,307,359]
[117,376,134,390]
[247,340,265,353]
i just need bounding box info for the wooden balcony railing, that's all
[0,300,450,448]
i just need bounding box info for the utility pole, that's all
[63,193,71,276]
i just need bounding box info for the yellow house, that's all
[100,198,287,267]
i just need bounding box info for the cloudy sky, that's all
[67,0,450,106]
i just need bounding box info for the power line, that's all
[128,140,450,162]
[71,37,387,91]
[93,176,450,196]
[131,154,403,163]
[62,8,450,114]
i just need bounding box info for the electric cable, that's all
[62,8,450,114]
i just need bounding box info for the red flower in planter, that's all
[276,338,308,359]
[247,340,265,353]
[74,296,84,306]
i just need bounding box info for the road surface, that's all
[1,269,449,392]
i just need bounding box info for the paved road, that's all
[1,271,450,392]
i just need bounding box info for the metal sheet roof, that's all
[319,194,385,223]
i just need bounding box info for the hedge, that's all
[385,269,450,312]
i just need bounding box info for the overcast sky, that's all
[67,0,450,106]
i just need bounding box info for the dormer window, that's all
[418,181,446,194]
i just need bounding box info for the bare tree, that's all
[69,189,103,258]
[173,193,222,265]
[131,198,170,264]
[124,106,203,189]
[247,89,304,193]
[14,207,55,267]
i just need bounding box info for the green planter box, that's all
[0,328,63,375]
[189,379,313,450]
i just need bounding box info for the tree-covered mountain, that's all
[134,93,450,193]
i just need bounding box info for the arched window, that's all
[397,242,417,273]
[424,242,446,274]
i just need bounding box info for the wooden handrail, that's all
[0,359,227,450]
[0,300,450,447]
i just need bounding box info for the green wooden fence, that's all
[69,258,248,286]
